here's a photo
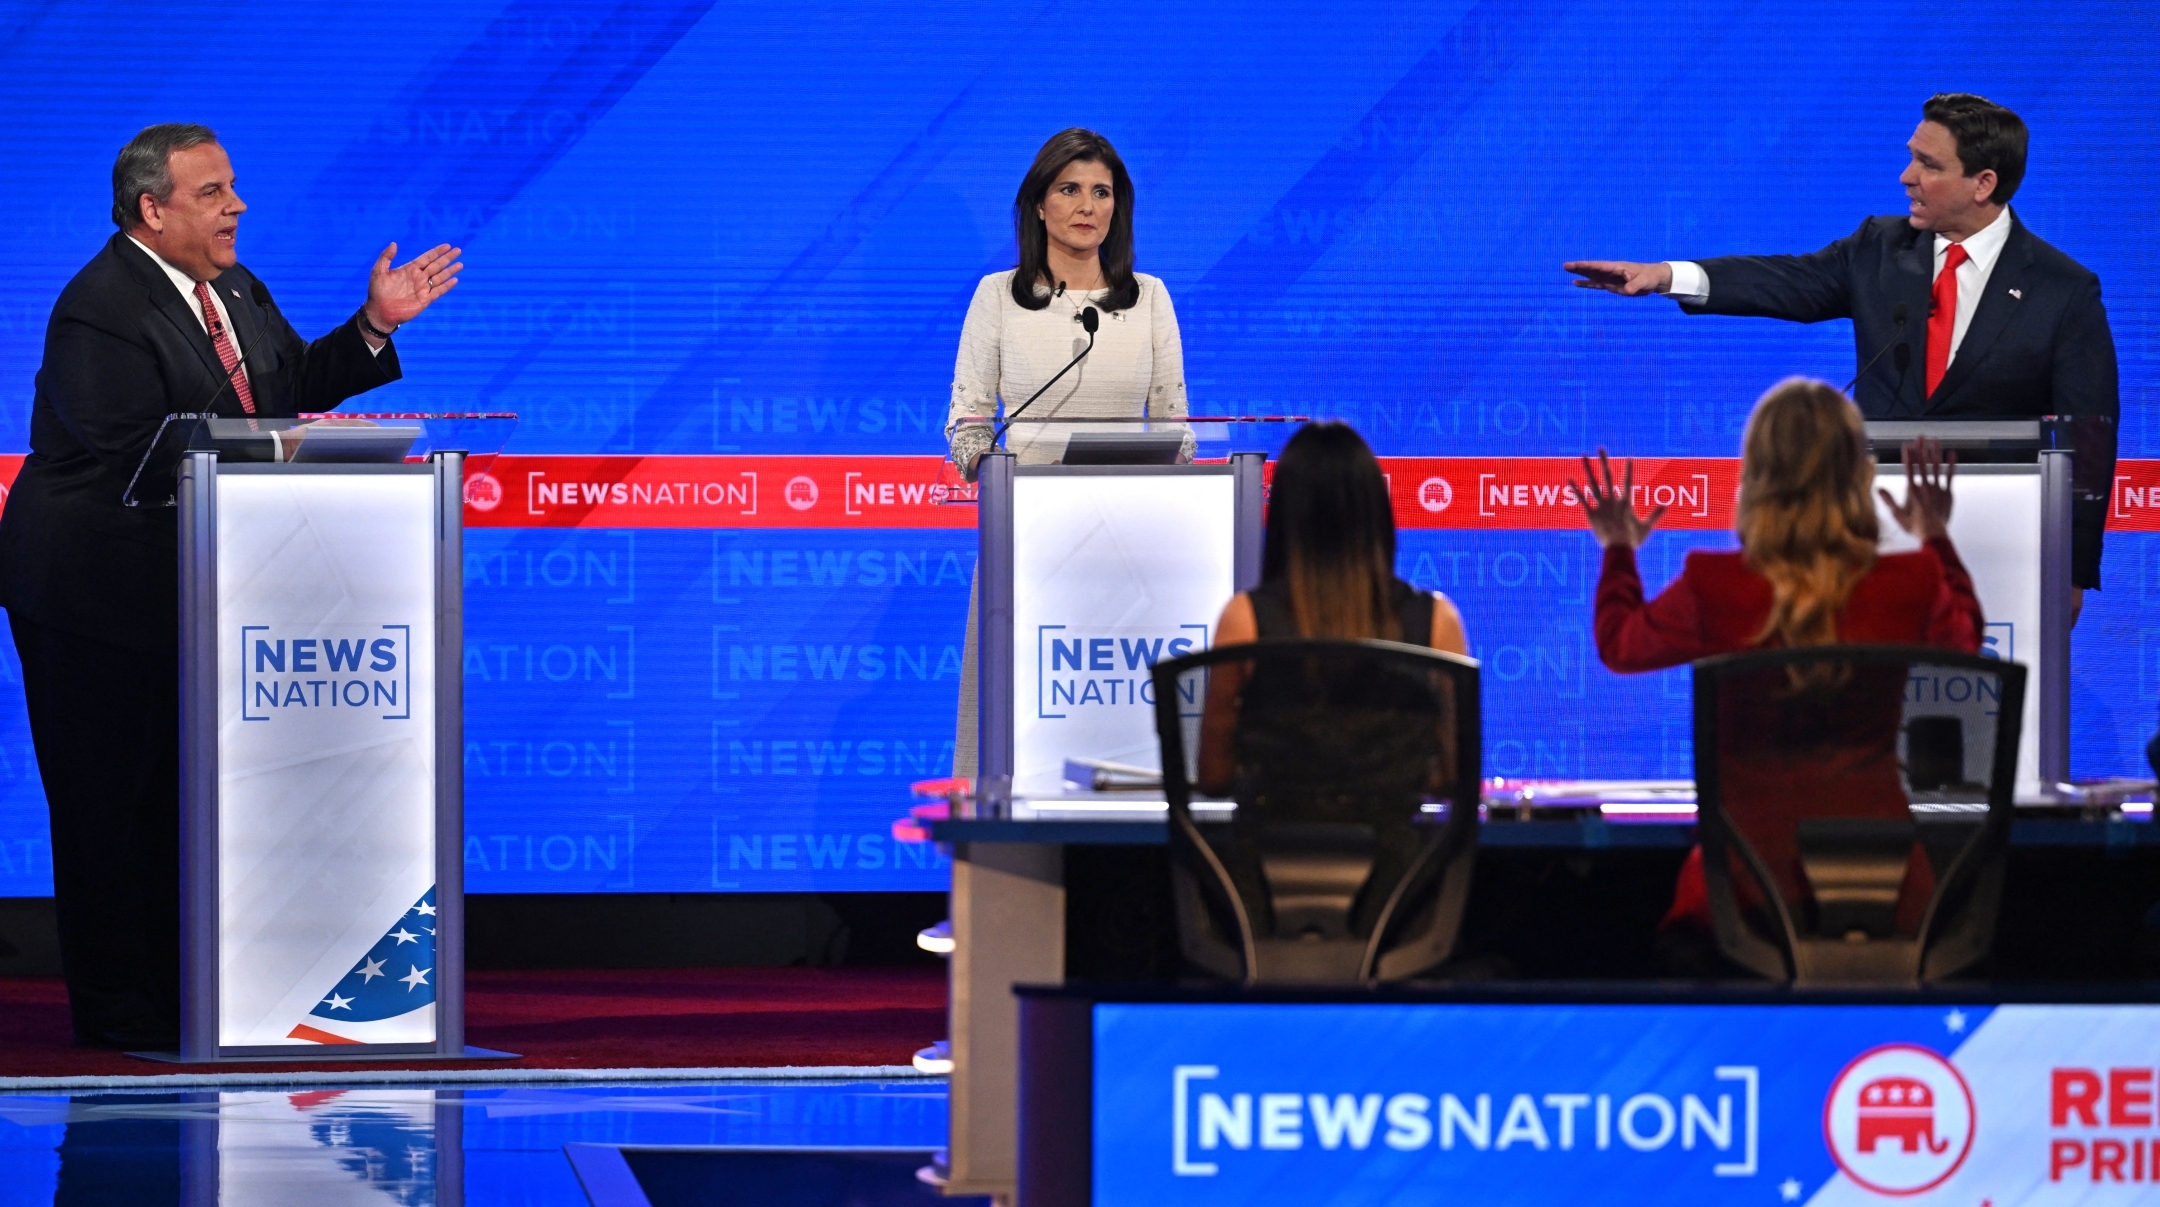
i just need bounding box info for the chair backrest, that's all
[1690,644,2025,985]
[1151,639,1481,985]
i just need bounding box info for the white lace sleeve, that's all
[947,275,1004,478]
[1146,278,1195,460]
[1147,277,1188,420]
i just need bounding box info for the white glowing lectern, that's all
[126,414,515,1063]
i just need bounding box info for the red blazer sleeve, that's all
[1595,545,1719,673]
[1922,536,1986,653]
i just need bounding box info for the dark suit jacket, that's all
[1684,213,2119,588]
[0,233,401,651]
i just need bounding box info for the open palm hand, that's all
[1574,449,1666,549]
[365,242,463,331]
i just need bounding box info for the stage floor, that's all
[0,967,945,1083]
[0,1077,968,1205]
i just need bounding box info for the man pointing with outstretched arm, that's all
[1564,92,2118,601]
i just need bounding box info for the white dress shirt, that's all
[1662,207,2013,370]
[126,235,386,362]
[130,235,246,364]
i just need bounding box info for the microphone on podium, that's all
[1844,302,1909,394]
[994,304,1099,444]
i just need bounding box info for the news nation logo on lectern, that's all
[1036,624,1209,719]
[239,625,414,721]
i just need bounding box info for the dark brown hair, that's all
[1923,92,2028,205]
[1010,128,1138,312]
[1261,422,1401,640]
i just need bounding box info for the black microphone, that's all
[129,283,278,503]
[994,306,1098,443]
[180,283,268,415]
[1844,302,1909,394]
[185,346,251,413]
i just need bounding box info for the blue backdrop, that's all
[1,0,2154,893]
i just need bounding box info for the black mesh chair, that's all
[1150,639,1481,985]
[1691,645,2025,985]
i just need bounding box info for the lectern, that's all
[1865,418,2095,793]
[125,414,515,1063]
[942,416,1286,1197]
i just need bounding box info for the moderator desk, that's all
[913,782,2160,1200]
[1016,979,2160,1206]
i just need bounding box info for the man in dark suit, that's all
[1563,92,2119,599]
[0,123,462,1047]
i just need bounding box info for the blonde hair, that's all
[1734,378,1880,649]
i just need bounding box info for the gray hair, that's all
[111,123,219,229]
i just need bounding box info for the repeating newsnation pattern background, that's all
[1,0,2155,893]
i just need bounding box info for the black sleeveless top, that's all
[1247,577,1435,646]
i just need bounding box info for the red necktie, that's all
[194,279,257,414]
[1924,242,1970,398]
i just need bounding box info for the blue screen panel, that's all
[1092,1000,2159,1204]
[0,0,2152,891]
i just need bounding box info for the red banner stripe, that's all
[461,455,977,529]
[461,454,1744,530]
[0,454,2152,532]
[1378,457,1740,530]
[2113,461,2160,530]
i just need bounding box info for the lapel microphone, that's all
[1844,302,1909,395]
[181,278,270,415]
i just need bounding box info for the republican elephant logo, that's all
[1855,1075,1950,1155]
[1824,1044,1975,1195]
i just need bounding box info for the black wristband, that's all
[357,310,399,340]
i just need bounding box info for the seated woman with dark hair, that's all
[1579,377,1983,942]
[1197,421,1467,795]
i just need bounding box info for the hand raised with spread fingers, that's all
[1574,448,1667,549]
[364,242,463,332]
[1880,435,1957,543]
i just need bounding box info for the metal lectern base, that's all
[124,1046,520,1065]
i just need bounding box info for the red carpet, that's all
[0,967,947,1079]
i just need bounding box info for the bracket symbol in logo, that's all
[1173,1065,1219,1177]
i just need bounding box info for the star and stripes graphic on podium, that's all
[288,888,438,1045]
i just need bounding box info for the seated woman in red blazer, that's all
[1578,377,1983,941]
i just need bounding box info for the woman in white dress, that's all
[948,128,1189,779]
[948,127,1188,477]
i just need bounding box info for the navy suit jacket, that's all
[1685,213,2119,588]
[0,233,401,650]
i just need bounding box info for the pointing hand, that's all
[1563,260,1673,297]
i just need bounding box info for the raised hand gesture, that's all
[1574,449,1666,549]
[1879,436,1956,543]
[1562,260,1673,297]
[364,242,463,332]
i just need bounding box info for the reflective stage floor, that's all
[0,1078,975,1206]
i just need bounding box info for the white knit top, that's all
[946,270,1188,470]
